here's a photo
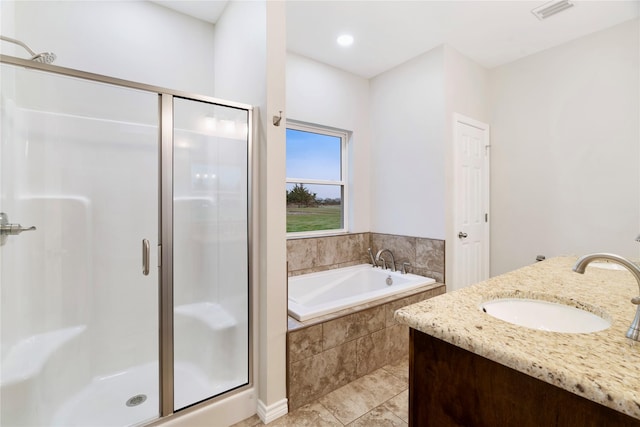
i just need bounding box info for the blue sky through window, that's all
[286,128,342,199]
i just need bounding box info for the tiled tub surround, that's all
[287,232,445,283]
[286,232,445,410]
[287,283,445,410]
[395,257,640,420]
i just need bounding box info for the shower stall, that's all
[0,53,252,426]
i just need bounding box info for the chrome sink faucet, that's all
[572,253,640,342]
[375,249,396,272]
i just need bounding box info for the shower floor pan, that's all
[52,361,242,427]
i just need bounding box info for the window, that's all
[286,122,348,235]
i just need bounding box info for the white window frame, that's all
[286,121,349,237]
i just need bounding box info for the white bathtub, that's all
[288,264,436,322]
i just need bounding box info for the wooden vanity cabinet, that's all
[409,329,640,426]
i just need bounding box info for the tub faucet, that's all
[572,253,640,342]
[401,262,410,274]
[375,249,396,272]
[367,248,378,268]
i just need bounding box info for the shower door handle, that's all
[142,239,150,276]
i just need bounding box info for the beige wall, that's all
[489,18,640,275]
[370,46,446,239]
[259,0,288,416]
[5,1,216,95]
[443,45,490,288]
[214,0,288,423]
[286,54,372,233]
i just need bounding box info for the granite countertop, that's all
[394,256,640,420]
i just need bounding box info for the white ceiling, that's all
[155,0,639,79]
[287,0,639,78]
[151,0,228,24]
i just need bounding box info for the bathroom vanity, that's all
[395,257,640,426]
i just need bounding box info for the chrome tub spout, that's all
[375,249,396,272]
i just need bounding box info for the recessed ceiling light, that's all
[337,34,354,47]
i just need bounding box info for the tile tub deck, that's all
[287,281,445,410]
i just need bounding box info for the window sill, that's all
[286,229,349,240]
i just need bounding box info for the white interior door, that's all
[452,114,490,291]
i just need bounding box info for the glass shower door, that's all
[172,97,249,410]
[0,64,160,426]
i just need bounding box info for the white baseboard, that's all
[257,397,288,424]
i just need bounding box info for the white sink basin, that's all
[589,261,627,271]
[481,298,610,333]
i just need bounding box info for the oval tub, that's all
[288,264,436,322]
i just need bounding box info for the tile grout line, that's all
[339,386,409,427]
[317,399,347,426]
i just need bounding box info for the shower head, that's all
[30,52,56,64]
[0,35,56,64]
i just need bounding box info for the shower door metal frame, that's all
[0,54,254,421]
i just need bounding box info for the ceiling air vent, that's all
[531,0,574,20]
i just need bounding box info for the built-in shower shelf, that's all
[174,302,236,331]
[1,325,86,386]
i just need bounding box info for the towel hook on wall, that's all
[273,110,283,127]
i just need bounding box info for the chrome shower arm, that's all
[0,35,37,57]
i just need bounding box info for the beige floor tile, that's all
[268,402,343,427]
[318,368,407,425]
[229,414,262,427]
[381,390,408,423]
[346,405,408,427]
[381,357,409,383]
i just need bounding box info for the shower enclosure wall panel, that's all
[19,102,160,377]
[1,65,160,426]
[172,98,249,409]
[1,59,252,426]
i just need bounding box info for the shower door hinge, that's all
[157,244,162,267]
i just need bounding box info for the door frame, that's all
[449,113,491,291]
